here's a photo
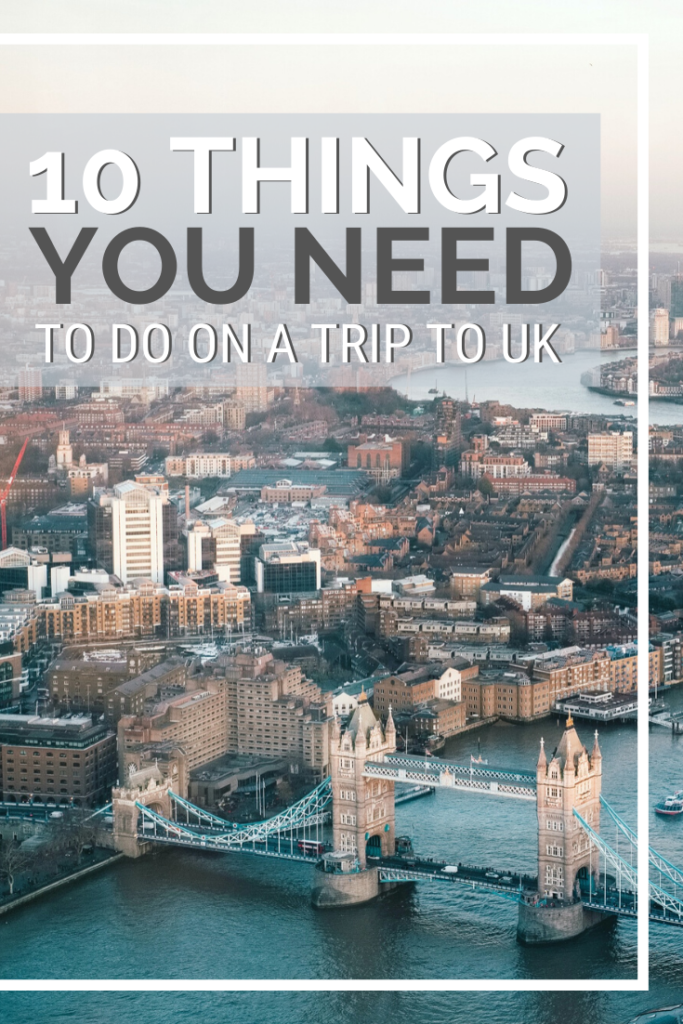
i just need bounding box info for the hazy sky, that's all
[0,1,677,239]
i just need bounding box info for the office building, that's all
[254,542,321,594]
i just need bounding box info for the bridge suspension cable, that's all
[574,797,683,926]
[134,777,333,861]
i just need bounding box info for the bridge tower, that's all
[518,715,607,944]
[536,714,602,902]
[330,691,396,868]
[112,765,175,858]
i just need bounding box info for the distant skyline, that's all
[0,1,678,239]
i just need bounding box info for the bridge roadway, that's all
[138,823,328,863]
[377,858,682,925]
[374,854,537,901]
[363,753,537,800]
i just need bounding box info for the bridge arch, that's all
[366,834,383,859]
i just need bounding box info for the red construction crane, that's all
[0,438,29,549]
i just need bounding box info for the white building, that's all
[652,307,670,347]
[110,481,165,584]
[165,453,255,479]
[587,431,633,472]
[184,517,242,583]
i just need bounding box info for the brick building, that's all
[0,712,116,807]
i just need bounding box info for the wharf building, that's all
[0,712,117,807]
[40,571,251,645]
[117,675,230,783]
[216,647,333,784]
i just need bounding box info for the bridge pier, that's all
[311,862,381,908]
[517,900,612,945]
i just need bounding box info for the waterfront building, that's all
[117,676,230,780]
[217,648,332,782]
[0,712,116,807]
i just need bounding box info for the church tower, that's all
[330,692,396,868]
[536,715,602,901]
[56,428,73,469]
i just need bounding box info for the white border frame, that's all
[0,31,648,994]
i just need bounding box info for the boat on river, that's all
[654,790,683,816]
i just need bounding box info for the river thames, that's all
[392,348,683,427]
[2,692,682,1024]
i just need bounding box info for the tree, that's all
[63,809,97,864]
[478,477,495,501]
[0,838,26,896]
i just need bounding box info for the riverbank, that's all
[0,850,123,917]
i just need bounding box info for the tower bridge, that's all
[110,697,683,945]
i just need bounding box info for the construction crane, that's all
[0,438,29,549]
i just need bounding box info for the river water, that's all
[392,348,683,427]
[2,691,682,1024]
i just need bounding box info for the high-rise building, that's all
[110,482,164,584]
[183,517,242,583]
[652,307,670,347]
[18,367,42,402]
[587,431,633,471]
[235,363,269,412]
[88,481,181,581]
[670,277,683,319]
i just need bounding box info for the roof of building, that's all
[346,689,378,740]
[227,468,368,496]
